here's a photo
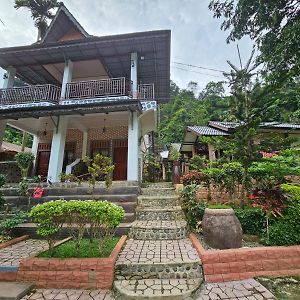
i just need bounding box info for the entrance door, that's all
[113,147,128,180]
[37,151,51,177]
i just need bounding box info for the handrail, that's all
[0,84,61,105]
[65,77,127,99]
[138,83,155,99]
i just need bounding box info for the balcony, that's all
[0,77,155,109]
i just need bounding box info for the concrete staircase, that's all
[1,182,139,237]
[113,182,203,299]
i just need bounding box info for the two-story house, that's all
[0,4,171,183]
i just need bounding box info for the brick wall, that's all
[190,233,300,283]
[15,235,127,289]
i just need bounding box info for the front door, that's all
[37,151,51,177]
[113,147,128,180]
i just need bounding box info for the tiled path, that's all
[22,279,275,299]
[116,239,199,264]
[0,239,48,266]
[22,289,114,300]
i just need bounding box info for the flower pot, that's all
[202,208,242,249]
[172,160,181,184]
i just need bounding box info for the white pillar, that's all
[31,135,39,176]
[47,116,68,182]
[3,67,16,89]
[127,111,139,181]
[60,60,73,99]
[130,52,138,98]
[82,130,88,158]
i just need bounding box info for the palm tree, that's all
[14,0,61,41]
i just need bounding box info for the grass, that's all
[38,237,120,258]
[257,277,300,300]
[208,204,232,209]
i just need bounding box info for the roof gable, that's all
[41,4,89,44]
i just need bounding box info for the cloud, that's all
[0,0,254,92]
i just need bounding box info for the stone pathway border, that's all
[0,239,48,267]
[0,235,29,250]
[21,279,275,299]
[190,233,300,283]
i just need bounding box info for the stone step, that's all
[128,221,188,240]
[13,221,132,238]
[136,206,185,221]
[137,196,180,207]
[1,184,139,197]
[142,182,174,188]
[0,282,34,300]
[5,197,137,213]
[115,239,202,280]
[141,187,176,196]
[114,278,202,300]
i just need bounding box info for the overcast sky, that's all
[0,0,254,93]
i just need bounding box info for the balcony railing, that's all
[65,77,127,100]
[0,84,61,105]
[138,83,154,100]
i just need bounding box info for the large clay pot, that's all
[202,208,243,249]
[172,160,181,184]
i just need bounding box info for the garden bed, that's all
[38,237,120,258]
[17,235,127,289]
[196,233,263,251]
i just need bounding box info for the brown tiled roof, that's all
[1,141,31,153]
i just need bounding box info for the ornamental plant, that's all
[83,154,115,190]
[15,152,34,179]
[30,200,124,255]
[181,170,204,186]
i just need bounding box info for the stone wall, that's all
[0,161,22,183]
[190,233,300,283]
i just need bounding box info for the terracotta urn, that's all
[202,208,242,249]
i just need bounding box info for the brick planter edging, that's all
[17,235,127,289]
[190,233,300,283]
[0,235,29,250]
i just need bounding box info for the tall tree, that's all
[14,0,61,40]
[209,0,300,83]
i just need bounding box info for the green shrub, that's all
[180,184,207,231]
[234,207,265,235]
[30,200,125,255]
[30,200,67,252]
[0,211,28,236]
[260,184,300,246]
[189,155,208,171]
[15,152,34,179]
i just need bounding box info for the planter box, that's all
[16,235,127,289]
[190,233,300,283]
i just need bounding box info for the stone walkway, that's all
[22,289,114,300]
[0,239,48,266]
[21,279,275,299]
[113,182,204,299]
